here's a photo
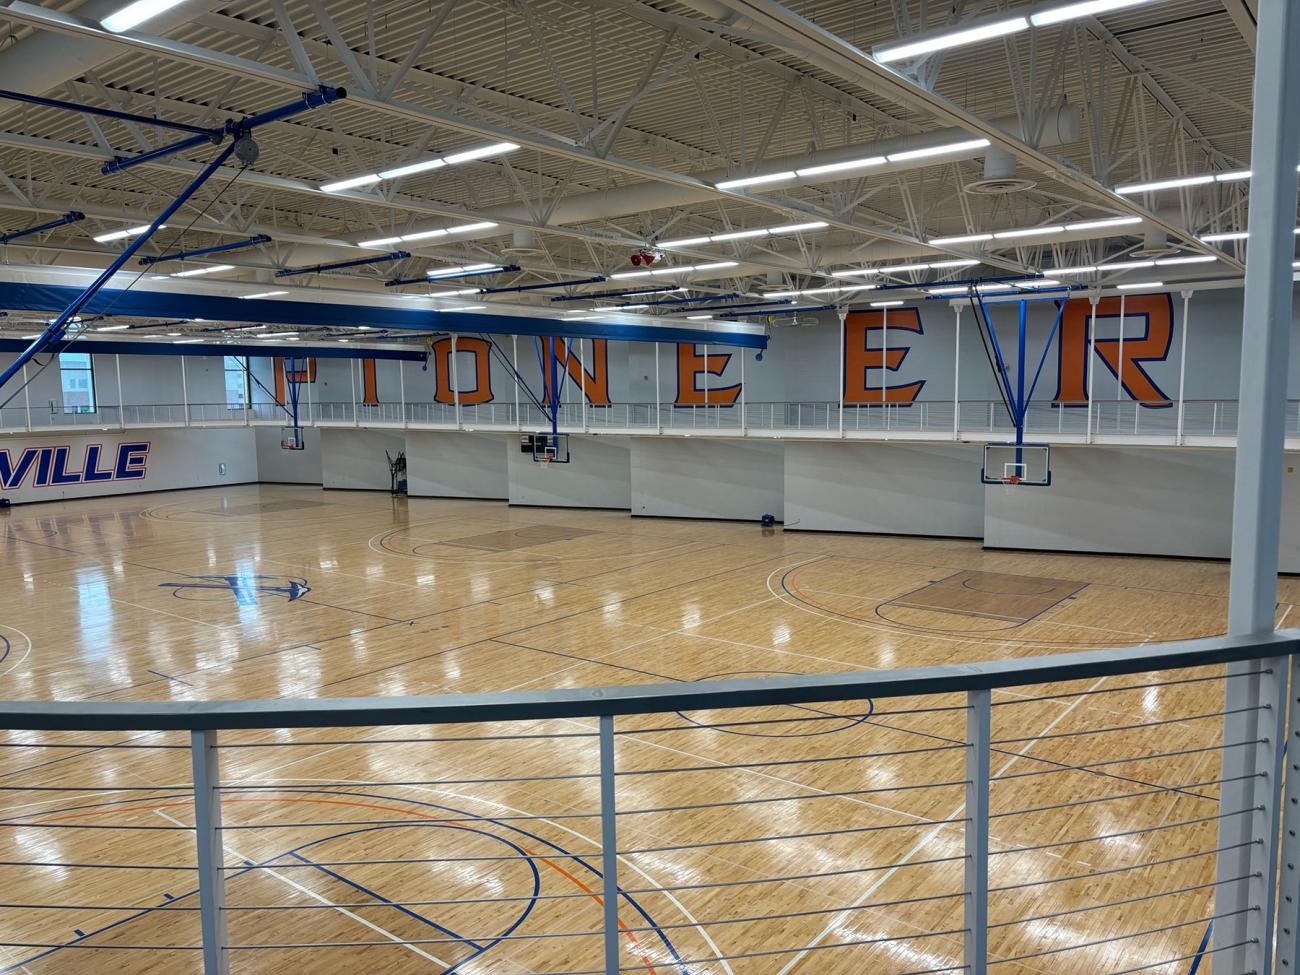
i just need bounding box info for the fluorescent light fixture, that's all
[337,339,350,343]
[355,325,372,330]
[172,338,203,344]
[165,332,181,337]
[994,225,1064,239]
[1065,216,1143,231]
[929,259,981,268]
[1216,169,1252,182]
[239,290,289,299]
[358,236,404,248]
[764,284,877,298]
[453,305,487,311]
[930,232,993,246]
[796,156,886,178]
[880,263,931,273]
[1016,278,1062,288]
[1100,260,1155,271]
[257,331,299,339]
[93,223,162,243]
[870,300,905,307]
[887,138,992,164]
[617,304,650,310]
[1117,281,1163,290]
[660,221,828,249]
[101,0,186,33]
[771,221,830,234]
[429,288,483,297]
[1154,254,1217,266]
[710,228,769,242]
[927,286,970,295]
[715,172,796,190]
[1200,231,1248,243]
[443,142,518,165]
[426,263,500,279]
[319,174,382,194]
[377,159,447,181]
[1031,0,1155,28]
[19,333,40,339]
[875,18,1027,63]
[171,264,234,278]
[322,143,517,192]
[830,268,884,278]
[95,324,131,332]
[1116,174,1215,195]
[445,221,498,235]
[686,314,714,321]
[1051,266,1098,275]
[609,260,738,280]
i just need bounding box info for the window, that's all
[223,356,250,409]
[59,352,95,414]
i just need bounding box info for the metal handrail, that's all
[0,630,1292,730]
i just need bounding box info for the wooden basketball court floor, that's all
[0,483,1291,975]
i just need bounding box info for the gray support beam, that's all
[1217,4,1300,972]
[964,688,990,975]
[598,714,620,975]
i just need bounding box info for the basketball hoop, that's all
[1001,474,1021,486]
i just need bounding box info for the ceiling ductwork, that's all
[965,145,1037,196]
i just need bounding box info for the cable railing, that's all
[0,630,1294,974]
[2,399,1298,446]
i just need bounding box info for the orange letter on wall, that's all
[431,337,494,405]
[675,344,740,406]
[843,308,925,404]
[361,359,379,406]
[540,337,610,405]
[1053,293,1173,406]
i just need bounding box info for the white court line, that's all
[771,672,1115,975]
[0,624,33,680]
[153,809,454,967]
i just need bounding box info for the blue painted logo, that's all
[159,575,311,606]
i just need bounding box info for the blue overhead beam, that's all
[0,212,85,245]
[276,251,410,278]
[0,338,424,361]
[0,283,767,348]
[140,235,271,266]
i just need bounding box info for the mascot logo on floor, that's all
[159,575,311,606]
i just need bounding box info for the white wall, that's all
[983,446,1255,561]
[631,437,783,521]
[406,430,508,499]
[0,427,257,504]
[255,426,322,484]
[319,428,406,491]
[507,434,631,509]
[785,441,985,537]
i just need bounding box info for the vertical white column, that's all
[881,306,888,407]
[451,334,461,428]
[703,342,709,413]
[114,354,124,428]
[512,334,520,430]
[20,362,31,432]
[740,348,747,435]
[1085,297,1098,444]
[1176,291,1191,445]
[1115,295,1126,441]
[1218,5,1300,974]
[399,360,407,428]
[837,309,846,437]
[349,358,357,426]
[654,342,661,434]
[579,338,588,433]
[952,304,962,440]
[963,689,990,975]
[305,361,313,424]
[180,356,189,425]
[191,729,229,975]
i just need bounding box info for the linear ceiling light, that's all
[321,143,518,193]
[1199,226,1300,243]
[1031,0,1157,26]
[1066,216,1143,231]
[795,156,887,178]
[1117,281,1163,290]
[170,264,235,278]
[94,324,131,331]
[610,261,738,281]
[1101,260,1155,271]
[929,232,994,246]
[832,258,978,278]
[871,300,906,307]
[716,172,796,190]
[1115,165,1300,196]
[257,332,300,339]
[357,221,498,249]
[658,221,828,249]
[930,214,1143,248]
[764,284,879,298]
[1154,255,1217,266]
[101,0,186,33]
[93,223,164,243]
[875,17,1028,63]
[239,290,289,299]
[172,337,204,344]
[887,138,991,163]
[426,263,503,279]
[1050,266,1098,275]
[995,225,1064,239]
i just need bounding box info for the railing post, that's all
[399,359,407,428]
[1086,296,1098,444]
[349,358,358,427]
[838,308,846,438]
[191,729,229,975]
[952,303,961,441]
[740,350,747,436]
[180,356,189,426]
[654,342,661,435]
[1276,653,1300,975]
[1177,291,1191,445]
[114,353,124,430]
[599,714,620,975]
[964,689,990,975]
